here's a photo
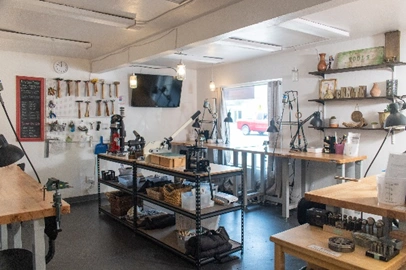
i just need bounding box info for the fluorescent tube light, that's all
[216,37,282,52]
[14,0,136,29]
[0,28,91,49]
[279,18,349,38]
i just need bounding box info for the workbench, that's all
[0,165,70,270]
[270,175,406,269]
[270,223,406,270]
[172,141,366,218]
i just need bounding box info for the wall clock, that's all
[53,61,69,74]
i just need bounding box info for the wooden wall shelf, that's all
[309,62,406,77]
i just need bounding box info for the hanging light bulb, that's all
[209,65,215,91]
[129,73,137,89]
[176,60,186,80]
[209,81,216,91]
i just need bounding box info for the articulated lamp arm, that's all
[289,111,322,152]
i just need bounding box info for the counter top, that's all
[172,141,367,164]
[305,175,406,220]
[0,165,70,225]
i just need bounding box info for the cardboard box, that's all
[149,153,186,168]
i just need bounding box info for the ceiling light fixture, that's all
[15,0,136,29]
[176,60,186,81]
[279,18,350,38]
[129,73,137,89]
[209,65,216,91]
[217,37,283,52]
[0,28,92,48]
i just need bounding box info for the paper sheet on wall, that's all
[385,153,406,179]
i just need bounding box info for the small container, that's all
[334,144,344,155]
[118,175,133,187]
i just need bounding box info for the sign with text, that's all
[16,76,45,141]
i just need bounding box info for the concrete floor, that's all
[47,200,305,270]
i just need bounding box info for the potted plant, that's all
[329,116,339,127]
[378,104,390,128]
[371,122,379,129]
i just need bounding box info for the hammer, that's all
[65,80,72,96]
[100,79,105,99]
[108,83,112,98]
[96,100,102,116]
[103,100,110,116]
[76,100,83,119]
[55,78,63,98]
[91,78,98,95]
[84,101,90,117]
[113,81,120,98]
[75,80,81,97]
[84,81,90,96]
[110,100,115,115]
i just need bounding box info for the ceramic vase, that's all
[317,53,327,72]
[370,83,381,97]
[378,111,390,128]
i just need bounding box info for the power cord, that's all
[0,91,41,183]
[363,128,392,177]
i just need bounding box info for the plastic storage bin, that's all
[118,175,133,187]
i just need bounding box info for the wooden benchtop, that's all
[172,141,367,164]
[271,223,406,270]
[305,176,406,220]
[0,165,70,225]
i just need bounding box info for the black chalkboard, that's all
[16,76,44,141]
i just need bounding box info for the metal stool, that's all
[0,248,33,270]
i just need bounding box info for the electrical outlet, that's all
[85,176,95,184]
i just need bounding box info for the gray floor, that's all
[47,200,305,270]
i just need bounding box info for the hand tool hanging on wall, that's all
[103,100,110,116]
[65,80,72,96]
[75,80,81,97]
[110,100,115,115]
[84,101,90,117]
[84,80,90,96]
[76,100,83,118]
[108,83,112,98]
[91,78,98,96]
[114,81,120,98]
[55,78,63,98]
[96,100,102,116]
[100,79,105,99]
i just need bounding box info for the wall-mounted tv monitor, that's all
[130,73,183,108]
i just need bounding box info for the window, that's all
[222,83,269,147]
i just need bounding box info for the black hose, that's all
[45,239,55,264]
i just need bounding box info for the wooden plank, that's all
[270,224,406,270]
[305,176,406,220]
[0,165,70,225]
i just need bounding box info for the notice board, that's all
[16,76,45,141]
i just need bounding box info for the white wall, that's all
[196,31,406,194]
[0,51,196,198]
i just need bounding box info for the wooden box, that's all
[149,153,186,168]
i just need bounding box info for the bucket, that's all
[376,173,406,205]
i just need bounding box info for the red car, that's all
[236,114,268,135]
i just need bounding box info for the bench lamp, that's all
[224,111,233,144]
[0,134,24,167]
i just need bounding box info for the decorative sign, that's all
[16,76,45,141]
[336,47,384,68]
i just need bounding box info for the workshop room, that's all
[1,0,406,269]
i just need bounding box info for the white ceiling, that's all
[0,0,406,71]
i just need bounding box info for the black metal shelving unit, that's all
[97,154,244,268]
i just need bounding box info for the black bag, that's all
[185,226,232,258]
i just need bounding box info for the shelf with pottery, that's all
[308,60,402,130]
[308,61,406,78]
